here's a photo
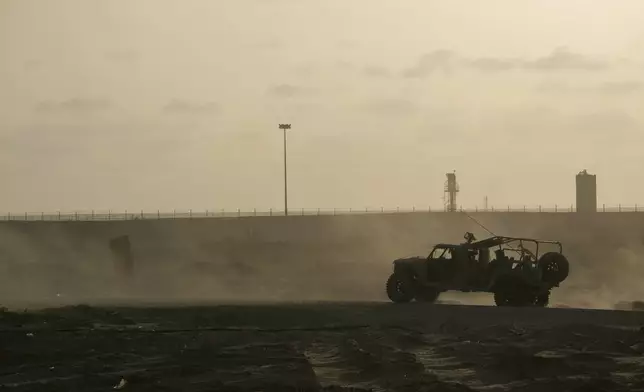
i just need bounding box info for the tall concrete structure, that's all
[576,169,597,213]
[444,171,459,212]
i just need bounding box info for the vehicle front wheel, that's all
[386,273,414,303]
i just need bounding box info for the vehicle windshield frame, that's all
[429,246,452,259]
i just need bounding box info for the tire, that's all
[493,276,517,306]
[493,290,527,307]
[415,287,440,303]
[538,252,570,284]
[386,273,414,303]
[533,292,550,307]
[494,279,549,307]
[494,291,512,306]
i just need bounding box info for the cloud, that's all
[523,47,608,71]
[402,50,456,78]
[535,80,644,95]
[403,47,612,78]
[266,84,309,98]
[363,66,392,78]
[34,98,113,113]
[360,98,417,115]
[467,57,521,72]
[162,99,220,115]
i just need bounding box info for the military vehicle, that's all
[385,232,569,307]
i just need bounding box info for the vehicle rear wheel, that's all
[533,292,550,307]
[494,284,549,307]
[494,290,512,306]
[386,273,414,303]
[415,287,440,303]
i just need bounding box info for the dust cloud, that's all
[1,212,644,310]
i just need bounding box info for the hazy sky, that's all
[1,0,644,212]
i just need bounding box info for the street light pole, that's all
[278,124,291,216]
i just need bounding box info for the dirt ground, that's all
[3,302,644,392]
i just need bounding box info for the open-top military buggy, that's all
[385,233,570,307]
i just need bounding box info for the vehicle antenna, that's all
[462,211,496,237]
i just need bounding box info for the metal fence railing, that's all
[0,204,641,222]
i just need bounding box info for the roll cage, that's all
[428,235,563,260]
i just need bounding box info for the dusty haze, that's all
[1,0,644,212]
[2,212,644,310]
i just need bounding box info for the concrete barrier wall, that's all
[1,212,643,306]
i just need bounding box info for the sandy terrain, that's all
[3,302,644,391]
